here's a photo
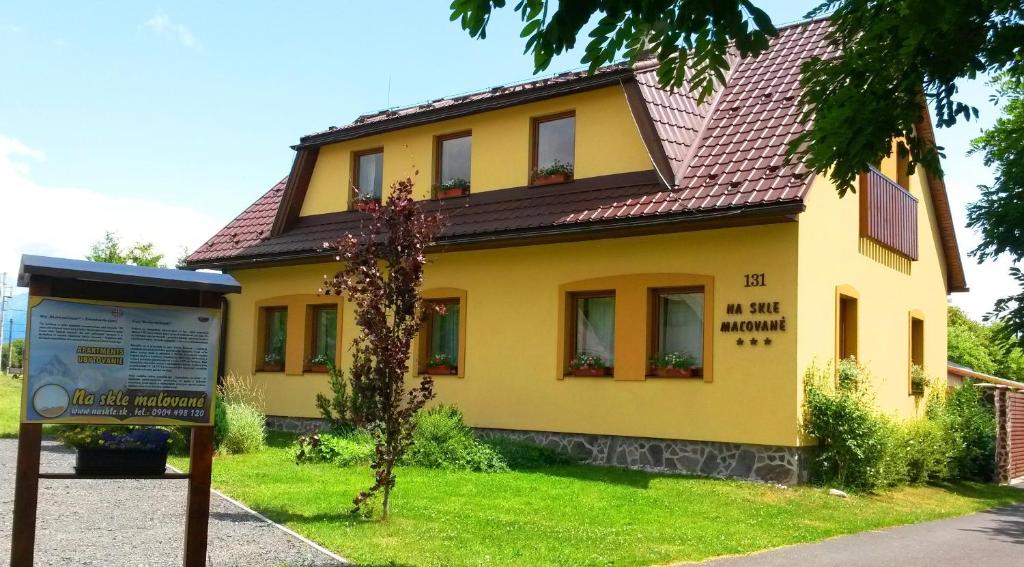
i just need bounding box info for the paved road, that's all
[0,438,348,567]
[691,502,1024,567]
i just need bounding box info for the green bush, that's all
[213,396,229,450]
[803,359,895,491]
[936,382,996,481]
[404,405,508,472]
[295,429,375,466]
[221,402,266,454]
[483,436,578,468]
[899,418,951,483]
[805,360,998,492]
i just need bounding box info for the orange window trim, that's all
[556,274,715,383]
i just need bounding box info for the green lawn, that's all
[0,374,22,438]
[170,431,1024,567]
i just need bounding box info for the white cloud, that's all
[143,12,199,49]
[0,135,222,279]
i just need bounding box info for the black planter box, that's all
[75,447,169,477]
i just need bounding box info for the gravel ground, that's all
[0,438,348,567]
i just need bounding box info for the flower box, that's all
[353,199,380,212]
[426,365,456,375]
[435,186,469,199]
[653,366,694,378]
[75,446,169,477]
[309,363,329,373]
[263,362,284,372]
[532,172,573,186]
[571,366,608,377]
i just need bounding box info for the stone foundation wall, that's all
[476,428,810,485]
[266,415,329,434]
[264,415,810,484]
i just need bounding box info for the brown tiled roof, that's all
[188,178,286,263]
[188,171,804,267]
[185,19,965,292]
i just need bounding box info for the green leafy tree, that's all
[948,305,1024,381]
[968,72,1024,346]
[449,1,1024,192]
[86,231,165,267]
[1,338,24,370]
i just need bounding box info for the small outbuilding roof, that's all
[18,254,241,294]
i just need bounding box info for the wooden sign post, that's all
[10,255,241,567]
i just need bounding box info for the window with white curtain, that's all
[652,288,704,366]
[572,292,615,366]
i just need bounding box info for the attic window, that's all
[352,148,383,205]
[436,132,472,190]
[531,112,575,184]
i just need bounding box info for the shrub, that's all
[213,396,229,450]
[315,362,366,431]
[937,382,996,481]
[221,402,266,454]
[404,405,508,472]
[220,373,265,408]
[295,429,375,466]
[899,418,951,483]
[805,360,996,491]
[483,437,578,468]
[803,359,895,491]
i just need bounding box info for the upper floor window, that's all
[567,291,614,376]
[532,112,575,185]
[649,288,705,378]
[353,149,383,206]
[261,307,287,372]
[308,305,337,371]
[435,132,472,197]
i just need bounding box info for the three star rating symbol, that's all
[736,337,773,346]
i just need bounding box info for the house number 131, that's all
[744,273,766,287]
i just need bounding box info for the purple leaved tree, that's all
[320,177,444,519]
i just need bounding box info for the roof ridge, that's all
[669,53,744,188]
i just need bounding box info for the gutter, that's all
[948,365,1024,390]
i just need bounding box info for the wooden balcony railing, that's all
[859,167,919,260]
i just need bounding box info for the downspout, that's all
[218,295,229,385]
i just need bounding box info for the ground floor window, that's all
[568,291,615,373]
[261,307,287,371]
[910,314,924,394]
[308,305,337,370]
[421,298,461,374]
[838,293,858,361]
[649,287,704,377]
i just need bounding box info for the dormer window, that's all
[531,112,575,185]
[435,132,472,198]
[352,148,383,210]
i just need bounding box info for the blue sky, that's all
[0,1,1015,330]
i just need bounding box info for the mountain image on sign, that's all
[32,383,70,418]
[36,355,72,379]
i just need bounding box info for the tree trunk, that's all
[381,471,392,520]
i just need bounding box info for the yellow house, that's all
[186,20,967,484]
